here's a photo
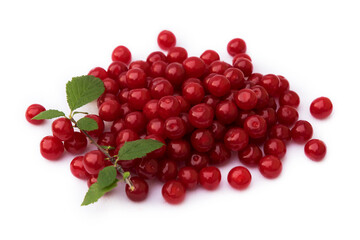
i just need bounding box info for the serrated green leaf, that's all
[32,109,65,120]
[118,139,164,160]
[97,166,117,188]
[77,117,98,131]
[123,171,130,180]
[81,180,118,206]
[66,75,105,111]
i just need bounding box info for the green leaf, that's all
[123,171,130,180]
[81,180,118,206]
[66,75,105,111]
[32,109,65,120]
[77,117,98,131]
[97,166,117,188]
[118,139,164,160]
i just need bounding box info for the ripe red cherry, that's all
[203,95,220,110]
[279,90,300,107]
[251,85,270,110]
[248,73,263,85]
[305,139,326,161]
[166,139,191,161]
[125,176,149,202]
[259,155,282,179]
[136,158,159,179]
[158,159,178,182]
[260,74,280,96]
[146,118,165,138]
[165,62,185,87]
[209,61,230,74]
[119,103,133,117]
[25,104,46,125]
[200,50,220,65]
[264,138,287,159]
[144,134,166,159]
[179,113,193,134]
[243,115,267,139]
[186,152,209,171]
[97,132,116,147]
[124,111,146,134]
[115,129,139,146]
[157,96,181,119]
[64,132,87,154]
[88,67,108,80]
[129,60,150,74]
[236,110,256,127]
[167,47,188,63]
[182,82,205,104]
[191,129,214,153]
[117,89,129,103]
[162,180,186,204]
[224,127,249,151]
[227,166,251,190]
[277,105,299,126]
[215,100,238,125]
[224,68,245,90]
[238,144,263,166]
[233,53,252,63]
[87,175,97,187]
[40,136,64,160]
[310,97,333,119]
[99,100,121,122]
[291,120,313,143]
[70,156,90,180]
[157,30,176,50]
[112,45,131,64]
[233,58,253,77]
[188,103,214,128]
[52,117,74,141]
[199,166,221,190]
[149,60,167,77]
[85,114,104,138]
[234,89,257,110]
[207,75,231,97]
[209,142,231,165]
[183,57,206,78]
[227,38,246,56]
[178,167,198,190]
[98,93,119,107]
[269,124,292,142]
[143,99,159,120]
[128,88,151,110]
[164,117,186,140]
[83,150,106,175]
[210,120,226,141]
[149,78,174,99]
[267,97,278,110]
[117,72,128,89]
[257,107,277,127]
[126,68,146,89]
[175,96,191,113]
[147,51,167,65]
[103,78,120,95]
[107,61,128,79]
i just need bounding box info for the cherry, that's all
[207,75,231,97]
[143,99,159,120]
[200,50,220,65]
[103,78,120,95]
[99,100,121,122]
[166,139,191,161]
[85,114,104,138]
[125,176,149,202]
[157,96,181,119]
[115,129,139,146]
[147,51,167,65]
[227,38,246,56]
[224,68,245,90]
[234,89,258,110]
[269,124,292,142]
[248,73,263,85]
[97,132,116,148]
[144,134,166,159]
[25,104,46,125]
[117,72,128,89]
[210,120,226,141]
[233,58,253,77]
[215,100,238,125]
[238,144,263,166]
[107,61,128,79]
[98,93,119,107]
[149,77,174,99]
[267,97,278,111]
[52,117,74,141]
[188,103,214,128]
[186,152,209,171]
[64,132,88,154]
[175,95,191,113]
[165,62,185,88]
[115,146,140,170]
[70,156,90,180]
[117,88,129,103]
[167,47,188,63]
[257,107,277,127]
[164,117,186,140]
[40,136,64,160]
[83,150,106,175]
[182,82,205,104]
[87,175,97,187]
[260,74,280,96]
[162,180,186,204]
[243,115,267,139]
[124,111,146,134]
[157,159,178,182]
[136,158,159,179]
[264,138,287,159]
[236,110,256,127]
[199,166,221,190]
[279,90,300,108]
[129,60,150,74]
[112,45,131,65]
[203,95,220,110]
[183,57,206,78]
[149,60,167,77]
[304,139,326,161]
[227,166,251,190]
[126,68,147,89]
[291,120,313,143]
[209,142,231,165]
[224,127,249,151]
[128,88,151,110]
[182,77,202,87]
[88,67,108,80]
[277,105,299,126]
[277,75,290,95]
[233,53,252,63]
[178,167,198,190]
[251,85,270,109]
[119,103,133,117]
[146,118,165,138]
[209,61,230,75]
[310,97,333,119]
[179,112,194,134]
[258,155,282,179]
[157,30,176,50]
[191,129,214,153]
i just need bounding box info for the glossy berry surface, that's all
[70,156,90,180]
[157,30,176,50]
[238,144,263,166]
[125,177,149,202]
[224,68,245,90]
[51,117,74,141]
[157,96,181,119]
[128,88,151,110]
[209,142,231,165]
[264,138,287,159]
[305,139,326,161]
[112,45,131,64]
[116,129,139,146]
[227,166,251,190]
[182,82,205,104]
[269,124,292,142]
[136,158,159,179]
[158,159,178,182]
[146,118,165,137]
[186,152,209,171]
[207,75,231,97]
[40,136,64,160]
[310,97,333,119]
[235,89,258,110]
[224,127,249,151]
[279,90,300,107]
[183,57,206,78]
[162,180,186,204]
[164,117,186,139]
[200,50,220,64]
[64,132,87,154]
[124,111,146,134]
[188,103,214,128]
[144,135,166,159]
[167,47,188,63]
[191,129,214,153]
[165,62,185,87]
[199,166,221,190]
[243,115,267,139]
[233,58,253,77]
[215,101,238,125]
[88,67,108,80]
[126,68,147,89]
[99,100,122,121]
[227,38,246,56]
[149,78,174,99]
[259,155,282,179]
[166,139,191,161]
[178,167,198,190]
[85,114,104,138]
[25,104,46,125]
[83,150,106,175]
[277,105,299,126]
[260,74,280,96]
[291,120,313,143]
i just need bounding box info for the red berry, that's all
[167,47,188,63]
[191,129,214,153]
[182,82,205,105]
[126,68,147,89]
[259,155,282,179]
[200,50,220,65]
[85,114,104,138]
[98,93,119,107]
[260,74,280,96]
[125,177,149,202]
[158,159,178,182]
[251,85,270,110]
[51,117,74,141]
[175,95,191,113]
[277,105,299,126]
[107,61,128,79]
[83,150,106,175]
[144,134,166,159]
[224,127,249,151]
[70,156,90,180]
[143,99,159,120]
[310,97,333,119]
[97,132,116,148]
[209,142,231,165]
[112,45,131,64]
[227,38,247,56]
[238,144,263,166]
[124,111,146,134]
[99,100,122,122]
[25,104,46,125]
[207,75,231,97]
[199,166,221,190]
[233,53,252,63]
[236,110,256,127]
[227,166,251,190]
[147,51,167,65]
[128,88,151,110]
[183,57,206,78]
[248,73,263,85]
[166,139,191,161]
[269,124,292,142]
[243,115,267,139]
[115,129,139,146]
[304,139,326,161]
[157,96,181,119]
[164,117,186,140]
[209,61,230,75]
[40,136,64,160]
[215,100,238,125]
[224,68,245,90]
[277,75,290,94]
[178,167,198,190]
[146,118,165,138]
[149,60,167,78]
[162,180,186,204]
[257,107,277,127]
[186,152,209,171]
[87,175,98,187]
[291,120,313,143]
[165,62,185,88]
[157,30,176,50]
[117,89,129,103]
[233,58,253,77]
[264,138,287,159]
[103,78,120,95]
[210,120,226,141]
[279,90,300,107]
[64,132,88,154]
[149,77,174,99]
[234,89,258,110]
[88,67,108,80]
[117,72,128,89]
[188,103,214,128]
[202,95,220,110]
[129,60,150,74]
[136,158,159,179]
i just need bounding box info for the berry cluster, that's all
[26,30,332,204]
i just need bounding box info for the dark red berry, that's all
[227,166,251,190]
[157,96,181,119]
[88,67,108,80]
[259,155,282,179]
[158,159,178,182]
[210,120,226,141]
[183,57,206,78]
[136,158,159,179]
[238,144,263,166]
[291,120,313,143]
[260,74,280,96]
[175,96,191,113]
[269,124,292,142]
[165,62,185,88]
[167,47,188,63]
[85,114,104,138]
[107,61,127,79]
[191,129,214,153]
[182,82,205,105]
[25,104,46,125]
[203,95,220,110]
[233,53,252,63]
[164,117,186,140]
[224,68,245,90]
[103,78,120,95]
[264,138,287,159]
[143,99,159,120]
[149,60,167,78]
[248,73,263,85]
[243,115,267,139]
[162,180,186,204]
[166,139,191,161]
[115,129,139,146]
[224,127,249,151]
[144,134,166,159]
[146,118,165,138]
[304,139,326,161]
[207,75,231,97]
[277,105,299,126]
[126,68,147,89]
[209,142,231,165]
[64,132,87,154]
[279,90,300,107]
[128,88,151,110]
[215,100,238,125]
[112,46,131,64]
[178,167,198,190]
[310,97,333,119]
[251,85,270,110]
[188,103,214,128]
[129,60,150,74]
[70,156,90,180]
[97,132,116,148]
[149,78,174,99]
[52,117,74,141]
[124,111,146,134]
[125,176,149,202]
[277,75,290,95]
[83,150,106,175]
[233,58,253,77]
[40,136,64,160]
[186,152,209,171]
[209,61,230,75]
[257,107,277,127]
[227,38,246,56]
[200,50,220,65]
[234,89,257,110]
[199,166,221,190]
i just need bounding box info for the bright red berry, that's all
[164,117,186,140]
[305,139,326,161]
[260,74,280,96]
[182,82,205,105]
[279,90,300,107]
[103,78,120,95]
[277,105,299,126]
[143,99,159,120]
[83,150,106,175]
[310,97,333,119]
[234,89,258,110]
[70,156,90,180]
[25,104,46,125]
[128,88,151,110]
[224,127,249,151]
[149,77,174,99]
[291,120,313,143]
[147,51,167,65]
[112,45,131,64]
[199,166,221,190]
[207,75,231,97]
[88,67,108,80]
[167,47,188,63]
[146,118,165,138]
[227,166,251,190]
[165,62,185,88]
[200,50,220,65]
[233,58,253,77]
[157,159,178,182]
[178,167,198,190]
[238,144,263,166]
[157,30,176,50]
[87,175,98,187]
[215,100,238,125]
[162,180,186,204]
[97,132,116,148]
[186,152,209,171]
[40,136,64,160]
[99,100,122,122]
[52,117,74,141]
[269,124,292,142]
[125,177,149,202]
[209,142,231,165]
[85,114,104,138]
[64,132,88,154]
[107,61,127,79]
[243,115,267,139]
[115,129,139,146]
[259,155,282,179]
[126,68,147,89]
[157,96,181,119]
[224,67,245,90]
[227,38,246,56]
[166,139,191,161]
[188,103,214,128]
[183,57,206,78]
[191,129,214,153]
[264,138,287,159]
[124,111,146,134]
[136,158,159,179]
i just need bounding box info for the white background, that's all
[1,0,359,239]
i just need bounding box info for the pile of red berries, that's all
[26,30,333,204]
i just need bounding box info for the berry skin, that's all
[40,136,64,160]
[149,60,167,78]
[207,75,231,97]
[64,132,88,154]
[52,117,74,141]
[209,142,231,165]
[186,152,209,171]
[85,114,104,138]
[98,93,119,107]
[234,89,258,110]
[125,177,149,202]
[200,50,220,65]
[136,158,159,179]
[209,61,231,75]
[25,104,46,125]
[157,159,178,182]
[233,58,253,77]
[176,96,191,113]
[87,175,98,187]
[124,111,146,134]
[260,74,280,96]
[115,129,139,146]
[227,38,247,56]
[310,97,333,119]
[248,73,263,85]
[147,51,167,65]
[149,78,174,99]
[258,155,282,179]
[210,120,226,141]
[277,105,299,126]
[117,89,129,103]
[199,166,221,190]
[97,132,116,148]
[98,100,122,122]
[269,124,292,142]
[164,117,186,140]
[215,101,239,125]
[70,156,90,180]
[157,30,176,50]
[188,103,214,128]
[279,90,300,108]
[203,95,220,110]
[183,57,206,78]
[182,82,205,105]
[157,96,181,119]
[224,127,249,151]
[238,144,263,166]
[166,139,191,161]
[167,47,188,63]
[103,78,120,95]
[178,167,198,190]
[143,99,159,120]
[264,139,287,159]
[251,85,270,110]
[233,53,252,63]
[191,129,214,153]
[83,150,106,175]
[126,68,147,89]
[146,118,165,138]
[305,139,326,161]
[243,115,268,139]
[144,134,166,159]
[162,180,186,204]
[227,166,251,190]
[236,110,256,127]
[165,62,186,88]
[107,61,128,79]
[224,67,245,90]
[129,60,150,74]
[291,120,313,143]
[128,88,151,110]
[112,45,131,64]
[88,67,108,80]
[257,107,277,127]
